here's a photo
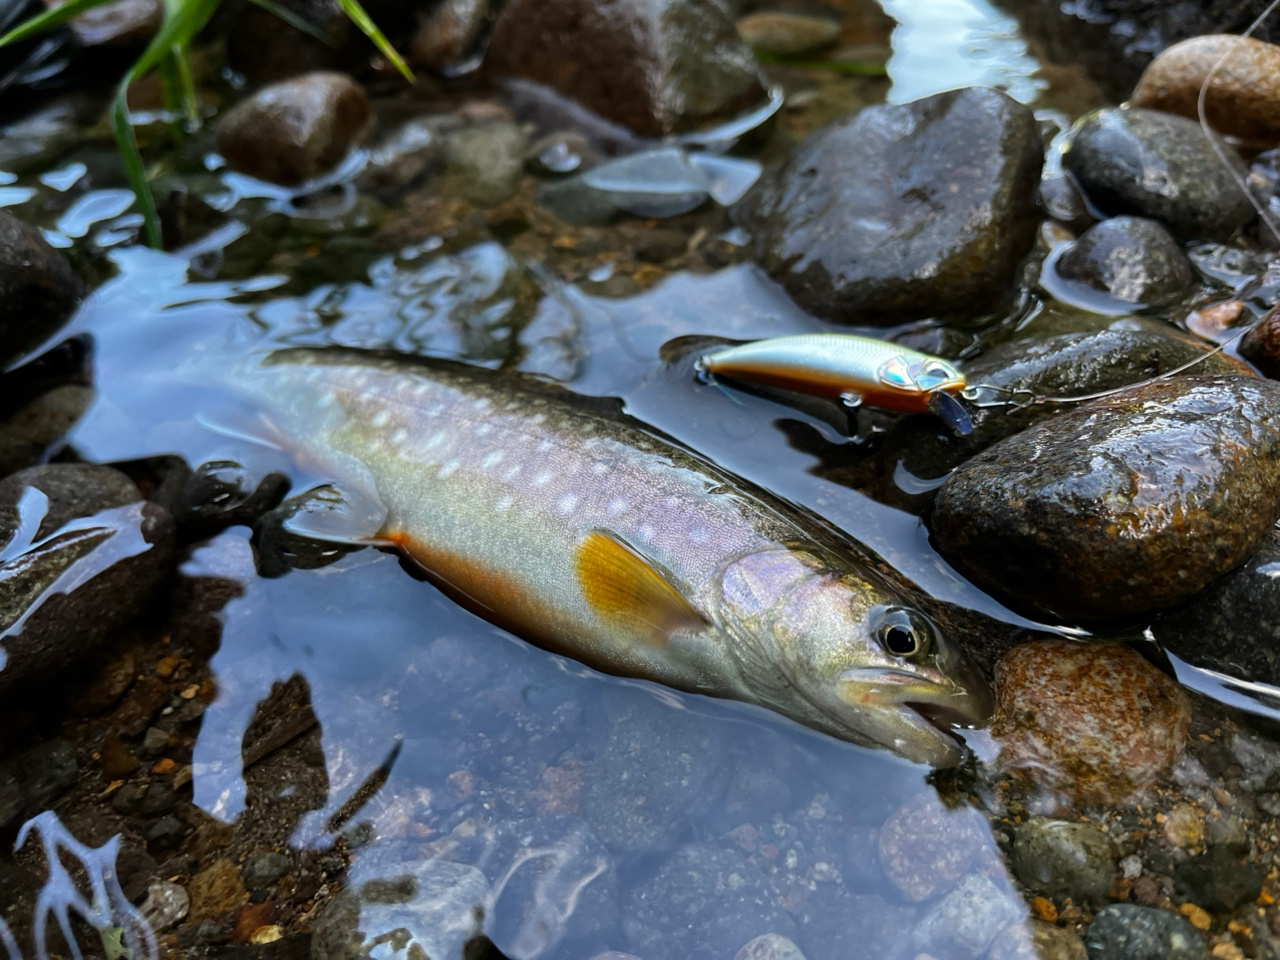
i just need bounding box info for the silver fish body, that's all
[235,348,991,765]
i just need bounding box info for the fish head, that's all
[718,548,992,766]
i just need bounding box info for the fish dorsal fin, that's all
[575,530,708,645]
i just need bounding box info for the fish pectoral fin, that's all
[575,530,708,646]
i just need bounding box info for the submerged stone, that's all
[215,72,370,187]
[931,376,1280,621]
[1084,904,1208,960]
[742,86,1042,323]
[1062,108,1254,242]
[409,0,490,71]
[486,0,769,138]
[877,797,989,902]
[735,11,840,55]
[990,639,1189,806]
[1009,818,1115,904]
[912,873,1024,959]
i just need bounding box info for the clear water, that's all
[0,3,1264,959]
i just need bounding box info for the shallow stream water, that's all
[1,3,1272,959]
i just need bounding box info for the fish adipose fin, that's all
[575,530,708,645]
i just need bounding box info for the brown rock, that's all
[1132,35,1280,145]
[486,0,768,138]
[215,72,370,186]
[990,639,1190,806]
[736,12,840,55]
[410,0,490,70]
[1240,303,1280,379]
[188,859,249,925]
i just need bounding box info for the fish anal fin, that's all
[575,530,707,646]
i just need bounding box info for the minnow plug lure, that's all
[697,333,975,435]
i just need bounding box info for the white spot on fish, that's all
[536,440,554,455]
[439,460,460,479]
[480,450,505,471]
[689,526,710,544]
[502,464,522,481]
[412,382,430,397]
[637,524,656,541]
[496,496,513,513]
[592,462,610,475]
[530,413,546,425]
[556,494,579,515]
[391,428,408,447]
[371,410,392,429]
[606,497,628,516]
[423,431,446,450]
[533,470,555,487]
[475,423,492,437]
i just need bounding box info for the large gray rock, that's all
[1084,904,1208,960]
[485,0,769,138]
[742,86,1042,324]
[215,72,370,186]
[913,873,1024,959]
[1062,108,1254,242]
[0,211,85,368]
[623,843,795,958]
[931,376,1280,621]
[0,465,175,694]
[1054,216,1193,305]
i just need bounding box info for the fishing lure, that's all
[697,333,976,435]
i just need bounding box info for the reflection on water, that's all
[882,0,1046,104]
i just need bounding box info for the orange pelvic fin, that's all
[575,530,708,645]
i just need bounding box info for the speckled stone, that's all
[1010,818,1115,903]
[186,859,248,925]
[877,798,989,901]
[988,920,1087,960]
[1084,904,1208,959]
[1133,35,1280,145]
[990,640,1190,806]
[734,932,807,960]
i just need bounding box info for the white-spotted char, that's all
[236,348,991,766]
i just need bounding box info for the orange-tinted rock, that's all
[991,639,1189,805]
[1133,35,1280,145]
[1240,303,1280,379]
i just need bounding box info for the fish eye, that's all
[916,361,957,391]
[872,607,935,661]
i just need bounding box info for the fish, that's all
[232,347,992,766]
[699,333,974,434]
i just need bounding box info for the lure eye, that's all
[916,361,958,392]
[872,607,935,661]
[877,357,914,391]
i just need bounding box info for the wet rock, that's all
[1010,818,1115,903]
[623,842,795,958]
[187,858,248,925]
[225,0,352,86]
[797,888,914,960]
[140,881,189,932]
[989,920,1087,960]
[0,211,85,368]
[56,0,161,46]
[486,0,769,138]
[1062,108,1253,243]
[1084,904,1208,960]
[877,797,989,901]
[10,738,77,813]
[311,859,488,960]
[914,873,1024,959]
[137,782,176,818]
[1132,35,1280,145]
[743,86,1042,323]
[580,695,731,852]
[0,384,93,476]
[215,72,370,187]
[736,11,840,55]
[535,176,621,227]
[524,132,599,177]
[444,121,528,206]
[1173,846,1263,913]
[176,460,288,537]
[146,815,187,851]
[990,639,1190,806]
[1240,302,1280,379]
[0,464,175,695]
[1053,216,1193,305]
[243,852,291,890]
[1150,528,1280,686]
[410,0,490,70]
[722,754,792,823]
[1039,174,1094,232]
[932,376,1280,621]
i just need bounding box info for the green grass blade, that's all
[133,0,219,78]
[333,0,413,82]
[110,79,162,248]
[0,0,116,46]
[246,0,334,46]
[173,43,200,128]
